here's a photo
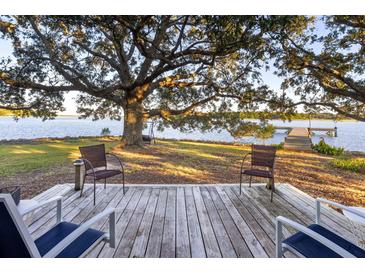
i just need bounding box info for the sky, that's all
[0,18,327,115]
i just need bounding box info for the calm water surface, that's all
[0,117,364,152]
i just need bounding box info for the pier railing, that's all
[274,126,337,137]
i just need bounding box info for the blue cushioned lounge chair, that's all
[276,198,365,258]
[0,193,116,258]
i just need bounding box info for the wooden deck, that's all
[25,183,356,258]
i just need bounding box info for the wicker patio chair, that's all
[79,144,125,205]
[240,144,277,201]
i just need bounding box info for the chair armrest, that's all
[42,207,116,258]
[240,152,251,173]
[20,196,63,223]
[80,158,97,177]
[275,216,356,258]
[315,198,365,225]
[106,152,125,173]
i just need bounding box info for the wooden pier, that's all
[275,126,337,136]
[274,126,337,151]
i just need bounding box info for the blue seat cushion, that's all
[283,224,365,258]
[35,221,105,258]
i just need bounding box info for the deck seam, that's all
[198,186,224,257]
[108,188,145,258]
[126,188,155,258]
[202,186,237,257]
[133,188,160,258]
[217,186,267,258]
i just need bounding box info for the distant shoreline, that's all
[0,136,364,156]
[0,115,358,122]
[0,114,80,118]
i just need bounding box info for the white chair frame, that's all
[0,193,116,258]
[18,196,63,222]
[276,198,365,258]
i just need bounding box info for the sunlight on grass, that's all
[47,143,77,149]
[161,162,203,175]
[10,148,47,154]
[186,149,223,159]
[157,140,247,161]
[280,159,323,169]
[179,140,247,151]
[0,138,120,176]
[68,150,82,159]
[163,146,223,160]
[121,162,145,173]
[46,144,81,159]
[113,149,161,160]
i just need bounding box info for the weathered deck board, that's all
[145,188,168,258]
[113,188,152,258]
[176,187,191,258]
[208,187,252,257]
[130,188,160,258]
[29,183,357,258]
[160,188,177,258]
[224,186,275,257]
[230,186,296,258]
[200,187,236,258]
[99,188,144,258]
[215,186,267,258]
[193,187,221,258]
[185,186,206,258]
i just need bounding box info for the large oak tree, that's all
[0,15,298,145]
[2,16,363,144]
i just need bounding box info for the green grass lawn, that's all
[0,137,248,178]
[1,137,365,206]
[0,137,119,177]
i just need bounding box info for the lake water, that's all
[0,117,364,152]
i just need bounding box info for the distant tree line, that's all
[235,111,343,120]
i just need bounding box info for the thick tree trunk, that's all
[121,100,144,147]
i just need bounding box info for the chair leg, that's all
[104,178,106,189]
[93,178,96,206]
[270,177,275,202]
[239,172,242,195]
[249,176,252,187]
[122,172,125,194]
[80,175,86,197]
[266,178,269,189]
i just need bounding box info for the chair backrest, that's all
[251,145,277,168]
[0,194,40,258]
[79,144,107,171]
